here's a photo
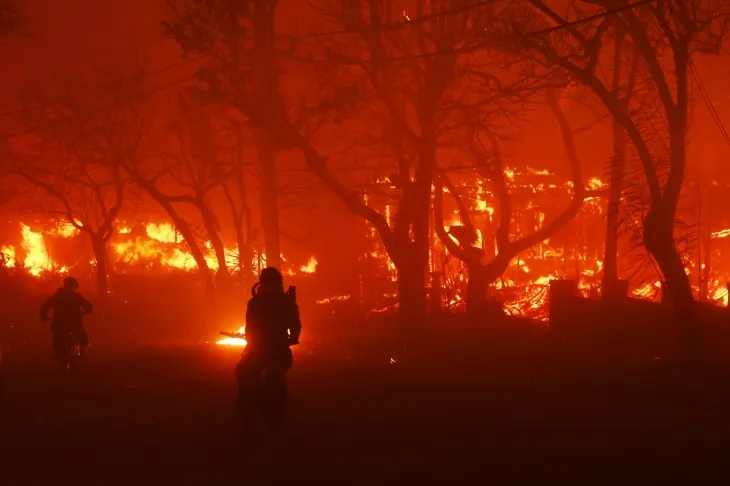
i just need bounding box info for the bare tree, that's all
[164,0,285,270]
[603,21,640,293]
[5,89,133,294]
[496,0,730,358]
[149,95,234,287]
[219,121,255,279]
[304,0,474,322]
[11,156,124,295]
[118,104,219,293]
[303,0,539,321]
[160,1,537,324]
[433,89,590,317]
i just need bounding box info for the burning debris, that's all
[357,166,730,319]
[217,326,247,347]
[0,221,318,280]
[1,166,728,321]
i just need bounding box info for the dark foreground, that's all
[1,341,729,484]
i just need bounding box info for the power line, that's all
[287,0,509,40]
[290,0,655,64]
[688,55,730,146]
[0,0,655,141]
[665,5,730,146]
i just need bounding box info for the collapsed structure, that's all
[1,166,728,320]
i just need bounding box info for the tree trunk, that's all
[603,118,627,285]
[221,184,248,278]
[648,46,699,361]
[251,0,281,271]
[200,206,230,284]
[132,178,216,292]
[259,133,281,269]
[396,252,427,329]
[234,223,250,278]
[701,237,711,301]
[157,198,215,293]
[603,18,628,288]
[643,209,687,295]
[465,263,488,320]
[91,235,109,297]
[221,177,253,281]
[401,122,437,326]
[643,207,699,359]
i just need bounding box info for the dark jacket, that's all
[245,291,301,351]
[40,288,93,325]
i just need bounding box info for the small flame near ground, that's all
[217,326,247,347]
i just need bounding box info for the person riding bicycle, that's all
[235,267,301,421]
[40,276,93,361]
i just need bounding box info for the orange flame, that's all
[216,326,247,346]
[300,256,318,274]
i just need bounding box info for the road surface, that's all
[1,341,728,483]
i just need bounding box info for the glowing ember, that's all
[527,166,552,176]
[217,326,247,346]
[316,294,351,304]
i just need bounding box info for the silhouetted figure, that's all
[40,277,93,363]
[235,267,301,430]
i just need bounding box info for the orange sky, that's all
[3,0,728,177]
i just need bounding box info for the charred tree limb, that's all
[291,133,395,250]
[520,36,663,204]
[438,88,588,295]
[433,177,467,260]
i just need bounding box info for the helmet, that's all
[259,267,283,288]
[63,276,80,290]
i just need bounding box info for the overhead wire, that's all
[0,2,508,120]
[667,4,730,146]
[286,0,510,39]
[289,0,656,63]
[688,55,730,145]
[0,0,656,141]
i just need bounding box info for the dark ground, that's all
[1,338,729,484]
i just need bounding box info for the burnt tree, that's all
[434,89,591,318]
[301,0,538,322]
[6,79,143,294]
[160,0,534,325]
[497,0,730,359]
[155,96,233,287]
[603,21,640,294]
[219,121,255,280]
[164,0,283,269]
[12,157,124,296]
